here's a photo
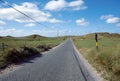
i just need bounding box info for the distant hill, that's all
[83,32,120,39]
[0,34,46,39]
[0,35,14,39]
[0,36,3,38]
[0,33,120,39]
[98,33,120,38]
[6,35,14,38]
[25,34,46,39]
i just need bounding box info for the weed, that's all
[73,34,120,81]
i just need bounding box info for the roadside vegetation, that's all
[0,33,119,81]
[73,33,120,81]
[0,35,65,69]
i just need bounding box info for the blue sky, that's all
[0,0,120,37]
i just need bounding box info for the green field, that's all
[72,34,120,81]
[0,33,120,81]
[0,36,65,69]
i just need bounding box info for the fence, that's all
[0,43,8,51]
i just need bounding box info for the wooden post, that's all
[2,42,4,51]
[95,33,98,48]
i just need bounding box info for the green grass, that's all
[0,37,65,68]
[0,37,64,48]
[0,34,120,81]
[73,37,120,81]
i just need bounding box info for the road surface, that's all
[0,39,98,81]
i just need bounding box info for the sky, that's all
[0,0,120,37]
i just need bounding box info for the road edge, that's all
[71,39,104,81]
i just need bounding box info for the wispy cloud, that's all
[0,2,62,24]
[30,30,66,37]
[0,28,23,36]
[44,0,87,11]
[76,18,89,26]
[0,27,67,37]
[100,14,120,27]
[25,23,36,27]
[0,20,6,25]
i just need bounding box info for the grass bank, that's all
[0,36,65,69]
[73,35,120,81]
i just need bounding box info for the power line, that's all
[0,0,51,29]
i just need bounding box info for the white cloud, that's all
[68,0,87,10]
[76,18,89,26]
[0,27,66,37]
[31,29,67,37]
[0,2,62,24]
[106,17,120,24]
[0,28,23,36]
[25,23,36,27]
[48,18,62,23]
[44,0,87,11]
[100,15,113,20]
[44,0,66,11]
[0,20,6,25]
[100,15,120,24]
[100,14,120,27]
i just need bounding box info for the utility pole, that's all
[57,30,59,37]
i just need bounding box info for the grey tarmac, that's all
[0,39,98,81]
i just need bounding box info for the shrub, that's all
[36,44,53,52]
[4,46,40,64]
[4,48,21,63]
[20,46,40,57]
[0,58,7,69]
[89,47,120,81]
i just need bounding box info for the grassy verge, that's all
[0,37,65,69]
[73,37,120,81]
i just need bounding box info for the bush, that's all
[0,58,7,69]
[4,46,40,64]
[36,44,53,52]
[20,46,40,57]
[96,50,113,69]
[4,48,21,63]
[89,47,120,81]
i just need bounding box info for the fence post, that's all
[95,33,98,49]
[2,42,4,51]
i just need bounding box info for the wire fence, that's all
[0,43,8,51]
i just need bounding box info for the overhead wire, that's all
[0,0,54,30]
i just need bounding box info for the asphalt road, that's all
[0,39,97,81]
